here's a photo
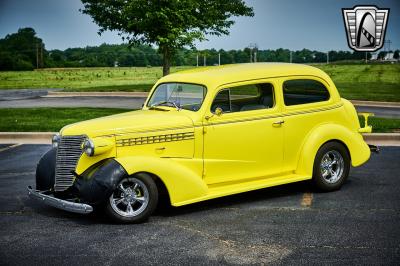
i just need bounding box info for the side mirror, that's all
[215,107,223,116]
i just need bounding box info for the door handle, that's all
[273,120,285,126]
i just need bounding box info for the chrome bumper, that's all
[27,186,93,214]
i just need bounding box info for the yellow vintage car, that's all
[28,63,376,223]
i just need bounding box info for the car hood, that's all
[60,109,194,138]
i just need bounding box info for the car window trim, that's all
[281,77,331,107]
[146,82,208,112]
[210,81,276,115]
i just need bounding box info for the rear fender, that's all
[296,123,370,177]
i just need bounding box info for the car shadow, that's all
[154,180,312,217]
[25,180,314,225]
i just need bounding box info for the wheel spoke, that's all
[322,155,330,164]
[118,184,127,193]
[329,168,336,177]
[321,169,328,178]
[126,203,134,214]
[136,197,145,204]
[113,198,124,205]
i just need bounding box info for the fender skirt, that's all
[72,159,127,205]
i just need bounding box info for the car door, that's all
[279,77,334,173]
[203,80,284,185]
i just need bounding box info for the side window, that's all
[211,83,274,113]
[283,79,330,106]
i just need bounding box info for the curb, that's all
[0,132,399,146]
[362,133,400,146]
[0,132,54,144]
[350,100,400,108]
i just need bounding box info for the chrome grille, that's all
[54,135,85,191]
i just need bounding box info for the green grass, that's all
[359,116,400,133]
[0,66,190,91]
[0,64,399,101]
[315,64,400,102]
[0,108,128,132]
[0,108,399,132]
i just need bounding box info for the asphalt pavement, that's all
[1,89,399,118]
[0,144,399,265]
[0,96,146,109]
[1,95,399,119]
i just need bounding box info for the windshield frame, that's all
[146,82,208,112]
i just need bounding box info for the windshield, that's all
[147,83,206,111]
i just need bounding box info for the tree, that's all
[394,50,399,60]
[377,51,387,60]
[0,27,45,70]
[81,0,253,75]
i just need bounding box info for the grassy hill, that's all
[316,64,400,102]
[0,64,399,101]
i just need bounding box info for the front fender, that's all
[297,123,370,177]
[115,156,208,206]
[72,159,127,205]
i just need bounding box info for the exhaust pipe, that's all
[368,144,379,154]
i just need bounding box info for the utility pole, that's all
[365,52,368,63]
[196,53,199,67]
[384,40,392,51]
[203,55,206,66]
[289,51,292,63]
[40,43,44,68]
[36,43,39,69]
[218,53,221,65]
[326,51,329,64]
[248,43,258,63]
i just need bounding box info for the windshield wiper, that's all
[150,101,181,110]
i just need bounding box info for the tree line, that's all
[0,28,399,71]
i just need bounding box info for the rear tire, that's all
[105,173,158,223]
[312,142,350,192]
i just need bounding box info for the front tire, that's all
[312,142,350,191]
[105,173,158,223]
[36,148,56,191]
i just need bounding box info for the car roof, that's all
[158,63,333,90]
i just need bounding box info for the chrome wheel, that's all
[109,177,149,217]
[320,150,344,184]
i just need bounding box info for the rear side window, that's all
[283,79,330,106]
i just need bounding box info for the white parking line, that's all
[0,143,22,153]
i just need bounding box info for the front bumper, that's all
[27,186,93,214]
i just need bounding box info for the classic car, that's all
[28,63,377,223]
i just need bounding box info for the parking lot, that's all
[0,144,399,265]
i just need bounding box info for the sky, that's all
[0,0,399,52]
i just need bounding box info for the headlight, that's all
[52,133,61,148]
[82,138,95,156]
